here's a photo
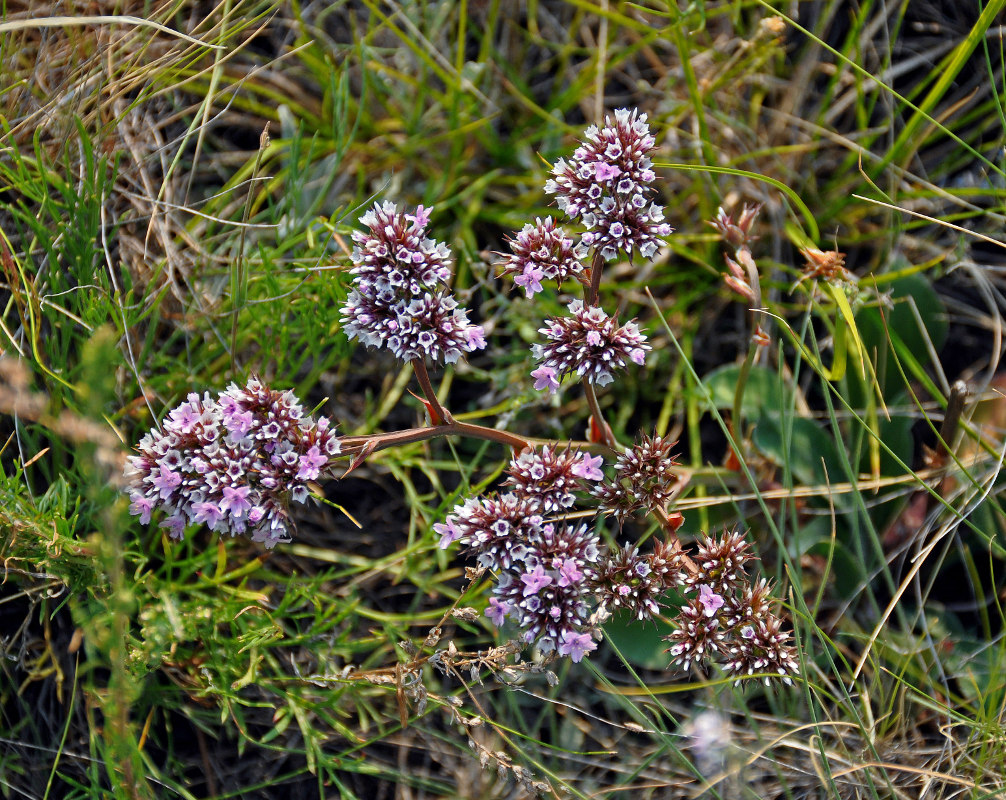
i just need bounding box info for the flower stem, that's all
[581,378,618,450]
[652,506,699,576]
[731,340,757,452]
[411,358,451,426]
[340,419,534,456]
[730,247,763,454]
[587,249,604,307]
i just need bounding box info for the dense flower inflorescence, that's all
[125,377,341,548]
[500,217,588,298]
[545,108,672,260]
[504,444,603,513]
[593,433,680,519]
[530,300,649,393]
[340,202,486,364]
[665,531,799,684]
[489,523,601,660]
[594,543,678,621]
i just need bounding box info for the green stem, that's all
[587,249,604,307]
[581,378,618,450]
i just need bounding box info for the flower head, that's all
[500,217,587,296]
[532,300,649,390]
[505,445,586,513]
[594,542,678,621]
[593,433,679,519]
[492,568,593,656]
[340,202,485,364]
[437,492,544,570]
[545,108,672,260]
[125,377,341,548]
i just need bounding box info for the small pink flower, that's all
[295,445,328,481]
[556,558,584,587]
[129,493,154,524]
[531,365,559,393]
[192,501,226,531]
[220,485,253,518]
[558,629,597,662]
[514,265,545,297]
[520,564,553,596]
[698,584,724,617]
[405,204,431,230]
[572,453,604,482]
[593,162,621,182]
[434,519,463,549]
[486,597,510,626]
[466,325,486,350]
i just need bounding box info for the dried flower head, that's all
[340,202,486,364]
[531,300,649,392]
[593,433,680,519]
[799,247,850,283]
[125,377,341,548]
[500,217,588,298]
[545,108,672,260]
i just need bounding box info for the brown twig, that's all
[340,419,534,457]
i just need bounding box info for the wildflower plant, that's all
[125,109,798,690]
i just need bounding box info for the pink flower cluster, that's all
[499,217,587,298]
[665,531,800,684]
[125,377,340,548]
[435,445,608,661]
[546,108,672,260]
[531,300,649,393]
[341,202,486,364]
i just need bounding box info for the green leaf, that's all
[753,416,845,490]
[603,609,676,671]
[701,364,794,419]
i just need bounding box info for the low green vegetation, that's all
[2,1,1006,797]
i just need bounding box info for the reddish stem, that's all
[340,419,534,456]
[411,358,451,425]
